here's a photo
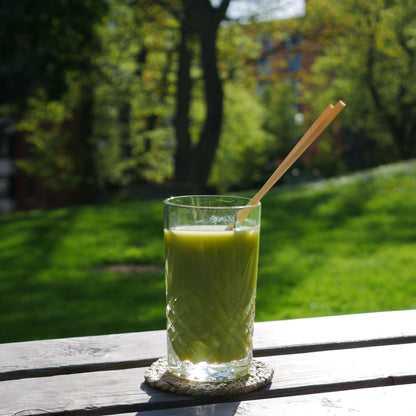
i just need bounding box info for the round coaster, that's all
[144,358,274,396]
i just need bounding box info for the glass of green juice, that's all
[163,195,261,382]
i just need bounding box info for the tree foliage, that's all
[1,0,108,201]
[304,0,416,160]
[6,0,416,204]
[209,83,273,191]
[93,0,177,187]
[16,92,77,190]
[261,81,304,161]
[0,0,108,106]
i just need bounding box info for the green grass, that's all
[1,160,416,343]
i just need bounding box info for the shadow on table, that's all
[139,381,242,415]
[137,403,242,415]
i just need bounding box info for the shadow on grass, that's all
[0,209,80,280]
[0,202,167,343]
[1,269,166,342]
[255,176,416,320]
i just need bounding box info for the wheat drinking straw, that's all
[226,100,346,230]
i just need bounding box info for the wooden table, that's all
[2,310,416,415]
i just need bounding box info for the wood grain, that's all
[112,384,416,416]
[254,310,416,356]
[1,310,415,381]
[0,329,166,381]
[2,342,416,416]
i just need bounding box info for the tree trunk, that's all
[389,122,416,160]
[74,77,97,202]
[188,8,224,192]
[173,16,193,185]
[172,0,230,192]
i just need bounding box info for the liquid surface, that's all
[165,225,260,364]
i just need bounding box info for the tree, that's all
[170,0,231,192]
[5,0,312,203]
[1,0,108,202]
[209,83,273,192]
[304,0,416,161]
[93,0,177,188]
[0,0,108,106]
[261,80,304,162]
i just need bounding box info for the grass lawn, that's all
[1,160,415,343]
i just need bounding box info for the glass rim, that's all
[163,195,261,210]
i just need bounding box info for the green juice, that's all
[165,225,260,365]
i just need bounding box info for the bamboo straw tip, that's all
[338,100,346,107]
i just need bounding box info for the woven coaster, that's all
[144,358,274,396]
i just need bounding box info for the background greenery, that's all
[2,0,415,199]
[1,160,415,343]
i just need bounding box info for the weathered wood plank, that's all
[254,309,416,356]
[1,310,415,380]
[1,343,416,416]
[0,329,166,381]
[112,384,416,416]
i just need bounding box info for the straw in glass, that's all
[226,100,346,230]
